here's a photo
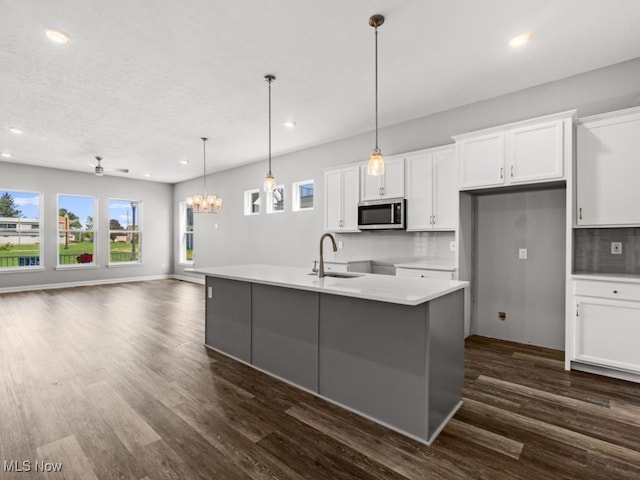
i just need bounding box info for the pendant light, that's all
[186,137,223,213]
[367,14,385,176]
[263,74,277,193]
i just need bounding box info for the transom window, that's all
[266,185,285,214]
[292,180,314,211]
[244,189,261,216]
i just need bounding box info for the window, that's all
[58,194,96,266]
[0,189,41,269]
[266,185,285,214]
[292,180,314,211]
[179,202,194,264]
[243,189,261,215]
[109,199,141,264]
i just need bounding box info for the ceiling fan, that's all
[89,156,129,176]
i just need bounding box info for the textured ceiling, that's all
[2,0,640,183]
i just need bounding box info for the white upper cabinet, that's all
[508,120,564,184]
[576,106,640,226]
[324,165,360,232]
[360,156,405,201]
[405,146,457,231]
[456,132,505,190]
[454,111,574,191]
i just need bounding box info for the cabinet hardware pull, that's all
[613,290,619,294]
[420,275,425,278]
[510,165,514,177]
[500,167,504,179]
[433,215,436,225]
[576,304,579,316]
[579,207,583,220]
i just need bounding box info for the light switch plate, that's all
[449,241,456,252]
[519,248,527,260]
[611,242,622,255]
[338,241,343,250]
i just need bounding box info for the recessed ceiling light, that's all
[46,29,70,45]
[180,159,189,165]
[284,121,297,129]
[1,152,13,158]
[509,32,532,48]
[144,173,152,177]
[8,127,24,135]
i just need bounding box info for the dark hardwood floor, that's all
[1,279,640,479]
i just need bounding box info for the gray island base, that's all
[197,264,467,445]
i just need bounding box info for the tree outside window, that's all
[57,195,96,266]
[0,190,41,269]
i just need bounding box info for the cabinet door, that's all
[324,169,342,232]
[341,166,361,231]
[508,120,564,184]
[432,148,457,230]
[405,153,433,231]
[360,165,383,201]
[381,156,405,198]
[575,297,640,373]
[577,113,640,225]
[458,132,505,190]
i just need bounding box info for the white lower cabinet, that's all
[396,267,454,280]
[572,279,640,374]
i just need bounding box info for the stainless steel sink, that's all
[308,272,364,278]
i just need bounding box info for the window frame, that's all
[56,193,97,268]
[0,188,43,272]
[108,199,142,266]
[179,201,194,265]
[243,189,261,216]
[266,184,285,214]
[292,179,314,212]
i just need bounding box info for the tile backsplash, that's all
[332,230,456,266]
[574,228,640,274]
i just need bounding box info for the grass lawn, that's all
[0,242,139,261]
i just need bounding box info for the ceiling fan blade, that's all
[104,168,129,173]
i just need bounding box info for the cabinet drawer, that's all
[574,279,640,302]
[396,268,454,280]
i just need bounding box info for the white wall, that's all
[0,163,173,291]
[174,57,640,277]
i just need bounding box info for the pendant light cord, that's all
[201,137,207,196]
[268,77,272,176]
[374,24,379,150]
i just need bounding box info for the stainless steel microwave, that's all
[357,198,405,230]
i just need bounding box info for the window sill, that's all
[179,262,194,267]
[266,210,285,214]
[56,264,100,271]
[244,212,260,216]
[293,207,314,212]
[0,266,46,274]
[107,262,143,268]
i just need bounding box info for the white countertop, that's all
[194,264,468,306]
[394,261,456,272]
[572,272,640,284]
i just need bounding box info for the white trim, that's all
[55,264,101,271]
[0,274,172,294]
[106,262,143,268]
[0,266,45,274]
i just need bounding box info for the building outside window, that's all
[109,199,141,264]
[292,180,314,211]
[179,202,194,264]
[57,194,96,266]
[243,189,260,215]
[266,185,285,214]
[0,189,41,269]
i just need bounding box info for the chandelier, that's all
[186,137,223,213]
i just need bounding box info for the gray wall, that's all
[174,58,640,279]
[473,188,566,350]
[574,228,640,274]
[0,163,173,291]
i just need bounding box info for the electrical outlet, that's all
[519,248,528,260]
[449,241,456,252]
[498,312,506,321]
[338,241,343,250]
[611,242,622,255]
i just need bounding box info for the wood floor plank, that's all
[83,381,161,454]
[443,418,524,460]
[36,435,100,480]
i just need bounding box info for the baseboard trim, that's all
[0,274,173,294]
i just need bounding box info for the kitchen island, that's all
[194,264,468,445]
